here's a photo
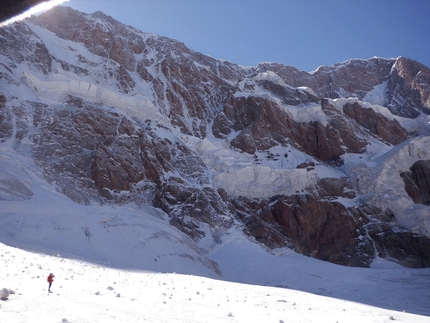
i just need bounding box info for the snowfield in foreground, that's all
[1,242,430,323]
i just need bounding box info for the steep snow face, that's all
[21,15,241,138]
[19,20,170,127]
[363,81,388,106]
[351,136,430,237]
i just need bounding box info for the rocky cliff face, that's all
[401,160,430,206]
[1,6,430,268]
[258,57,430,118]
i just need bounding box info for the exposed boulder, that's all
[0,288,10,300]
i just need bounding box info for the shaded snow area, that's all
[2,235,430,323]
[2,237,430,323]
[0,244,430,323]
[1,149,430,322]
[0,148,220,278]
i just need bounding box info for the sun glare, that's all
[0,0,69,27]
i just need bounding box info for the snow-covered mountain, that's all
[1,4,430,278]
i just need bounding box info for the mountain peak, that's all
[0,7,429,271]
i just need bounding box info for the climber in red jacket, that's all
[47,273,54,292]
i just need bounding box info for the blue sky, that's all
[63,0,429,72]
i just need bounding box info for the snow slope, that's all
[2,233,430,322]
[0,146,221,277]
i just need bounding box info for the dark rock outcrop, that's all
[257,58,394,100]
[15,97,232,241]
[401,160,430,205]
[369,222,430,268]
[343,101,408,145]
[272,195,377,267]
[259,57,430,118]
[214,96,367,160]
[386,57,430,117]
[231,194,430,268]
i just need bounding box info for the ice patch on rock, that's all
[213,166,317,198]
[281,102,328,126]
[252,70,287,86]
[363,81,388,106]
[24,72,170,126]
